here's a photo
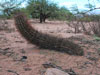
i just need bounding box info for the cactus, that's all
[14,12,84,56]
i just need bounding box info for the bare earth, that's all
[0,19,100,75]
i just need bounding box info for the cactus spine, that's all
[14,12,84,56]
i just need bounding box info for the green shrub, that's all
[94,35,100,41]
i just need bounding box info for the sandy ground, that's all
[0,19,100,75]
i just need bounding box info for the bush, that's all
[94,36,100,41]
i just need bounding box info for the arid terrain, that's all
[0,19,100,75]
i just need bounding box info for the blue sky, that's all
[50,0,100,9]
[0,0,100,14]
[49,0,100,14]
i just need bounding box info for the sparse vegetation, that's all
[94,35,100,41]
[0,0,100,75]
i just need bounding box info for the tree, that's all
[52,7,72,20]
[71,4,80,14]
[80,0,100,14]
[27,0,59,23]
[0,0,25,19]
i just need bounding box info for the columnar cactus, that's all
[14,12,84,56]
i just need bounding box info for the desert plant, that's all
[67,14,100,36]
[90,21,100,37]
[94,35,100,41]
[14,12,84,56]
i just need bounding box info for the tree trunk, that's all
[43,16,46,23]
[40,13,46,23]
[40,13,43,23]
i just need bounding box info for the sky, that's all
[49,0,100,14]
[0,0,100,14]
[50,0,99,9]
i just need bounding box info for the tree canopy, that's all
[26,0,71,22]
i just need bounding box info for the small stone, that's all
[64,69,77,75]
[45,68,69,75]
[66,30,73,33]
[20,49,26,54]
[0,66,2,71]
[24,68,32,71]
[7,70,19,75]
[4,48,10,51]
[20,56,27,62]
[22,56,27,59]
[43,62,57,68]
